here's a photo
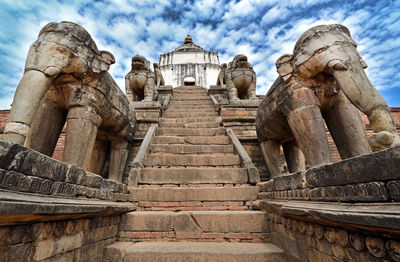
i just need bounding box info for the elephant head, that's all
[2,21,115,145]
[284,24,399,151]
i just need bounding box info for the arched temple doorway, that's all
[183,76,196,86]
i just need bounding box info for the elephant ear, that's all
[92,50,115,73]
[276,54,294,82]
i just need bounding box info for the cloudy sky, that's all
[0,0,399,109]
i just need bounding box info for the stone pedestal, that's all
[208,85,228,105]
[156,85,173,105]
[132,101,162,139]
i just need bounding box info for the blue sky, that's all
[0,0,399,109]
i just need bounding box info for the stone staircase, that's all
[103,86,286,261]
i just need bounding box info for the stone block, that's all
[140,168,248,184]
[33,232,83,261]
[144,154,240,166]
[305,145,400,187]
[273,171,307,191]
[103,242,134,262]
[101,179,123,193]
[81,172,103,188]
[0,169,53,194]
[120,211,174,231]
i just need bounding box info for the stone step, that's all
[152,136,230,145]
[167,105,215,109]
[128,186,259,201]
[156,127,225,136]
[104,242,286,262]
[165,109,216,113]
[168,101,213,105]
[159,122,221,128]
[173,87,207,92]
[149,144,234,154]
[170,97,211,101]
[160,117,219,123]
[144,154,240,166]
[163,111,219,118]
[140,168,247,184]
[172,93,208,96]
[119,210,269,234]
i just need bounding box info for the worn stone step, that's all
[170,97,211,102]
[149,144,233,154]
[152,136,230,145]
[144,154,240,166]
[169,100,213,105]
[140,168,247,184]
[159,122,221,128]
[152,136,185,144]
[184,136,230,145]
[119,210,268,233]
[167,105,214,110]
[104,242,286,262]
[156,127,225,136]
[160,117,220,123]
[163,111,219,118]
[128,186,259,201]
[166,109,216,113]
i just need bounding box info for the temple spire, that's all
[184,35,193,44]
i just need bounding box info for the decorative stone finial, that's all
[184,35,193,44]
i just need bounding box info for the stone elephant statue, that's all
[1,21,135,183]
[216,63,227,86]
[125,55,157,102]
[153,63,165,89]
[225,55,258,101]
[256,24,399,178]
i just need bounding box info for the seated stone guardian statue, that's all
[225,55,258,101]
[153,63,165,89]
[125,55,157,102]
[216,63,227,86]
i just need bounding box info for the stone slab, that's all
[305,145,400,187]
[259,200,400,234]
[163,111,218,118]
[160,117,219,123]
[121,242,286,262]
[144,154,240,166]
[0,189,135,225]
[159,122,220,128]
[152,136,185,144]
[184,136,230,145]
[120,211,269,233]
[129,186,259,201]
[156,127,225,136]
[140,168,248,184]
[149,144,234,154]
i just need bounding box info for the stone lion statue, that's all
[216,63,227,85]
[225,54,257,101]
[125,55,156,102]
[153,63,165,89]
